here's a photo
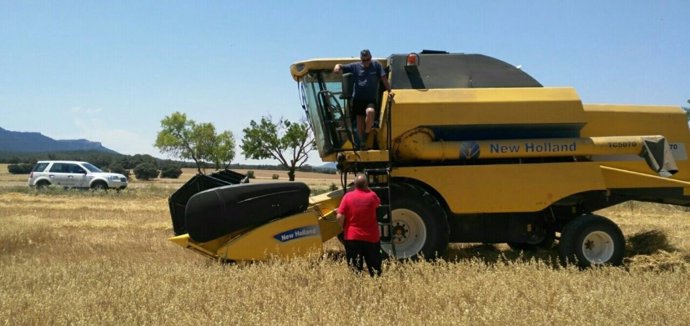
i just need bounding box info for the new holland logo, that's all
[273,225,320,243]
[459,142,480,160]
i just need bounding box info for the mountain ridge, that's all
[0,127,118,154]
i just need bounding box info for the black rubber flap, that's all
[639,136,678,177]
[169,170,248,235]
[185,182,311,242]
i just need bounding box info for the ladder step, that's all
[364,168,389,175]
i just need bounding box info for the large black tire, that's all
[382,183,449,260]
[559,214,625,267]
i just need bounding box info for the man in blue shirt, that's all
[333,49,394,148]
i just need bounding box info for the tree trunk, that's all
[287,168,296,181]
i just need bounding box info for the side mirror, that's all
[341,73,353,100]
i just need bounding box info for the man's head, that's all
[360,49,372,68]
[354,174,368,190]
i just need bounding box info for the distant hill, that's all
[0,127,118,154]
[319,162,337,170]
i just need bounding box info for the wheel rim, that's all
[581,231,615,264]
[381,208,427,259]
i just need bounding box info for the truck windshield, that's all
[299,70,349,155]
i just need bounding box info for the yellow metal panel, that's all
[582,104,689,139]
[290,58,388,80]
[391,87,585,140]
[309,190,345,242]
[217,210,323,261]
[341,150,390,163]
[582,104,690,181]
[599,165,690,188]
[317,209,341,242]
[393,162,606,213]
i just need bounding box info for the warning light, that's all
[406,53,419,66]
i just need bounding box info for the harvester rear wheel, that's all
[382,184,449,260]
[559,214,625,267]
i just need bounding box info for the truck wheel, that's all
[91,181,108,191]
[382,184,449,260]
[559,214,625,267]
[36,180,50,190]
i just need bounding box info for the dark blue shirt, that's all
[341,61,385,102]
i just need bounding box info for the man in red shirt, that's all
[337,174,382,276]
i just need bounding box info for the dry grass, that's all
[2,165,690,325]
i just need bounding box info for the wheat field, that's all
[1,165,690,325]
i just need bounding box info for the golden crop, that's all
[1,167,689,325]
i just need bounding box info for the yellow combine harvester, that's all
[169,51,689,267]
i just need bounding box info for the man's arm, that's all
[379,64,395,97]
[337,213,345,228]
[334,63,351,74]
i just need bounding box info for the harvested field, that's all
[1,165,690,325]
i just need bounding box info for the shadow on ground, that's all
[365,228,686,269]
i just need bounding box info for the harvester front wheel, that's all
[558,214,625,267]
[382,184,449,260]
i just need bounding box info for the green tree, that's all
[155,112,235,173]
[241,116,314,181]
[160,165,183,179]
[133,163,159,180]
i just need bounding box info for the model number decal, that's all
[608,142,637,148]
[670,143,688,160]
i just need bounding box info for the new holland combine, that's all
[169,50,690,267]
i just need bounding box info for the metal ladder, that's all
[364,168,396,258]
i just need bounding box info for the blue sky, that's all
[1,1,688,165]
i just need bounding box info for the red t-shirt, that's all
[337,188,381,243]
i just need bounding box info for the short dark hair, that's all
[360,49,371,58]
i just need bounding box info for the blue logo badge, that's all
[459,142,480,160]
[273,225,320,242]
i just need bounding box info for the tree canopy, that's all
[155,112,235,173]
[240,116,314,181]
